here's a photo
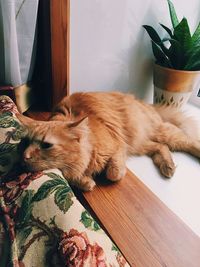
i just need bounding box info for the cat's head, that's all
[17,114,90,175]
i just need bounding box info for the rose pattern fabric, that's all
[0,96,130,267]
[59,229,107,267]
[1,171,43,204]
[0,96,19,114]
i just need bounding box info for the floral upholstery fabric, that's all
[0,96,130,267]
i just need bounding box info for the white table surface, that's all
[126,103,200,237]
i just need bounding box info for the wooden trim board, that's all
[50,0,70,107]
[32,0,70,109]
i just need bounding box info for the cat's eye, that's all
[40,142,53,149]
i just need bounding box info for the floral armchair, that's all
[0,95,130,267]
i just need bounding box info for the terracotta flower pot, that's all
[153,64,200,107]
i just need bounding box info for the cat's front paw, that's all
[106,165,126,182]
[77,176,96,191]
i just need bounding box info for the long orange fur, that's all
[17,92,200,191]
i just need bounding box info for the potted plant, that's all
[143,0,200,107]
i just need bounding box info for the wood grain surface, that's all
[50,0,70,107]
[83,170,200,267]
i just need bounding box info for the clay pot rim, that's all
[154,63,200,75]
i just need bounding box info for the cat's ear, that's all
[16,113,35,126]
[68,116,88,128]
[67,116,89,141]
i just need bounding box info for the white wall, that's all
[70,0,200,102]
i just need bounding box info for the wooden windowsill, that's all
[83,169,200,267]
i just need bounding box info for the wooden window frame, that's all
[34,0,70,109]
[50,0,70,107]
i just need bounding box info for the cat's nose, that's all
[23,152,32,161]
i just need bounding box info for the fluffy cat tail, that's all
[155,105,200,140]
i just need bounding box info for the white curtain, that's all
[0,0,39,87]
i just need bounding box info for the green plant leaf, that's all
[183,46,200,70]
[143,25,170,57]
[160,23,173,38]
[174,18,192,53]
[80,210,101,231]
[167,38,183,69]
[54,187,74,213]
[143,25,162,44]
[191,22,200,45]
[186,60,200,71]
[32,178,63,202]
[151,41,172,67]
[167,0,179,28]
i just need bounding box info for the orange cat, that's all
[17,92,200,191]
